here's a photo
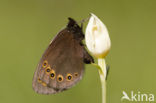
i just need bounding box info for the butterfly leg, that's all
[83,48,94,64]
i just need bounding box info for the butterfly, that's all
[32,18,94,94]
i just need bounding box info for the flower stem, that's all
[98,58,106,103]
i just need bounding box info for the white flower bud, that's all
[85,13,111,58]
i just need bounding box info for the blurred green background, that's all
[0,0,156,103]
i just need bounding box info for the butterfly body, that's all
[32,18,94,94]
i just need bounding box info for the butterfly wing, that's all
[32,27,84,94]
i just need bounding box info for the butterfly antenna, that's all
[78,14,91,29]
[79,14,91,24]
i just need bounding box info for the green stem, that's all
[98,58,106,103]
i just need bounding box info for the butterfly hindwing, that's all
[32,18,94,94]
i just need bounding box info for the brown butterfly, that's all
[32,18,94,94]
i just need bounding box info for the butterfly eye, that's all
[42,60,48,68]
[57,75,63,82]
[66,73,72,81]
[45,66,51,74]
[50,69,55,79]
[74,73,78,77]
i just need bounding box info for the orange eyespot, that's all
[45,65,51,74]
[50,69,55,79]
[38,78,42,83]
[74,73,78,77]
[66,73,72,81]
[37,77,47,87]
[57,75,63,82]
[42,60,48,68]
[42,82,47,87]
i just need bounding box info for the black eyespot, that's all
[74,73,78,77]
[46,69,50,72]
[66,73,72,81]
[50,69,55,79]
[50,73,55,77]
[45,66,51,74]
[68,76,72,80]
[57,75,63,82]
[44,63,46,66]
[42,60,48,68]
[58,77,62,81]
